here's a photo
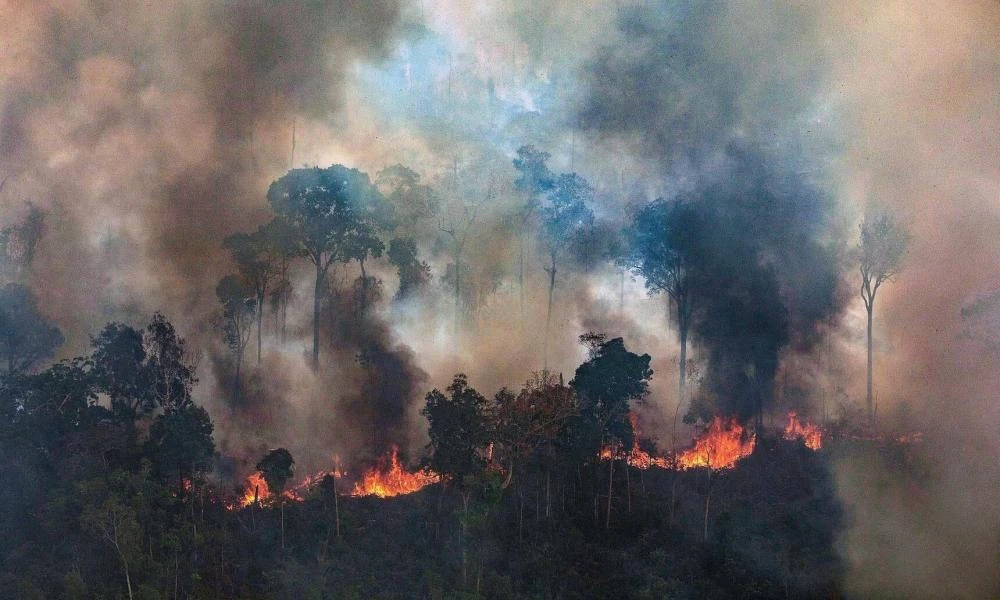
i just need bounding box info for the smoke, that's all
[2,0,997,593]
[576,1,848,421]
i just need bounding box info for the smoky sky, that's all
[1,1,998,595]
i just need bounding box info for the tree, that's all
[90,322,150,422]
[422,374,491,587]
[624,199,700,438]
[147,405,215,493]
[0,283,64,375]
[859,210,909,425]
[216,275,255,404]
[493,372,576,524]
[570,335,652,528]
[539,173,594,367]
[257,448,295,550]
[91,314,195,422]
[268,166,386,368]
[439,197,481,334]
[143,313,196,412]
[422,374,491,490]
[386,237,430,302]
[264,218,301,345]
[512,145,555,319]
[224,224,279,365]
[375,164,439,234]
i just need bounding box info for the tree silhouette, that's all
[539,173,594,367]
[0,283,63,375]
[512,145,554,319]
[268,166,385,368]
[216,275,255,404]
[570,335,652,528]
[859,210,909,425]
[257,447,295,550]
[624,199,700,448]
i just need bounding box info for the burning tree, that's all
[256,448,295,550]
[859,210,909,424]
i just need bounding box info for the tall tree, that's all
[624,199,700,438]
[0,283,63,375]
[216,275,255,404]
[512,145,554,319]
[144,313,196,412]
[146,404,215,493]
[570,335,652,529]
[422,374,491,588]
[90,322,151,422]
[264,218,301,345]
[859,210,909,425]
[539,173,594,367]
[224,225,277,365]
[387,237,431,302]
[257,448,294,550]
[439,198,481,334]
[422,374,491,490]
[268,166,386,368]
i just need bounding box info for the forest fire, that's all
[783,411,823,450]
[232,449,436,508]
[350,446,439,498]
[676,416,757,470]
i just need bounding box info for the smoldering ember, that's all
[0,2,997,599]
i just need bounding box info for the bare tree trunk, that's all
[280,499,285,551]
[866,304,874,426]
[703,470,712,542]
[626,461,631,514]
[606,455,614,530]
[257,290,264,365]
[454,252,461,335]
[543,252,556,369]
[234,352,242,404]
[545,470,551,519]
[334,484,340,538]
[312,263,322,369]
[462,493,469,587]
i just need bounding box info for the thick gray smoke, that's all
[1,1,997,595]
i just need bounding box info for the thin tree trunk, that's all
[462,493,469,587]
[703,470,712,542]
[280,499,285,551]
[234,353,242,404]
[543,252,556,369]
[545,470,551,519]
[518,233,525,322]
[257,288,264,365]
[313,263,322,369]
[454,252,461,335]
[334,483,340,538]
[679,323,687,412]
[606,455,614,530]
[866,305,874,426]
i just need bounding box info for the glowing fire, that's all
[237,471,304,508]
[676,416,756,470]
[783,411,822,450]
[350,446,438,498]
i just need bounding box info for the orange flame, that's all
[783,411,822,450]
[676,416,756,470]
[350,446,439,498]
[237,471,301,508]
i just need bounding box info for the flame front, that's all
[350,446,439,498]
[676,416,756,470]
[782,411,822,450]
